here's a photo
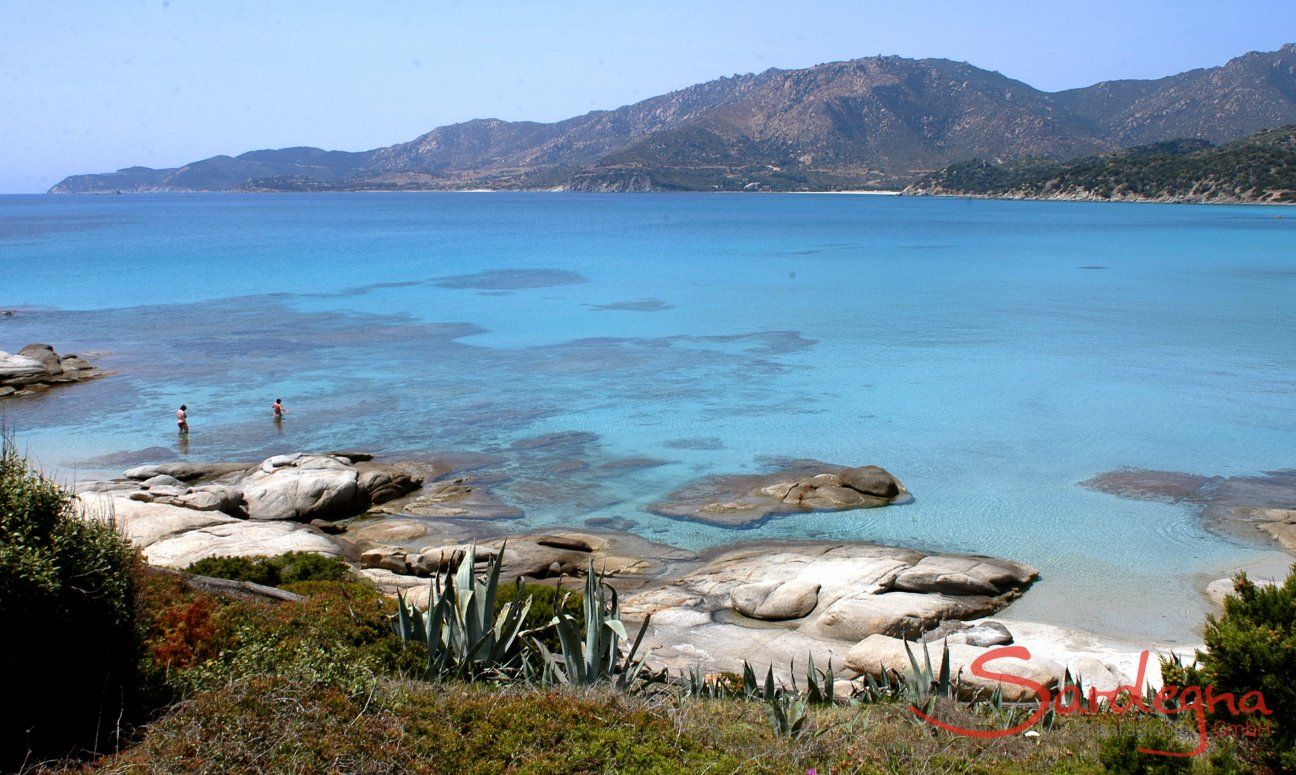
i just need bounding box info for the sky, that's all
[2,1,1294,193]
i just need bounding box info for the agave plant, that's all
[392,543,534,682]
[678,663,758,700]
[740,660,762,699]
[851,667,903,705]
[535,558,651,688]
[679,666,728,699]
[902,638,953,702]
[788,654,837,706]
[760,665,808,738]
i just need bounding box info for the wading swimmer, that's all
[273,398,285,422]
[176,404,189,434]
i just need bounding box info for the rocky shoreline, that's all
[0,343,106,397]
[71,448,1209,697]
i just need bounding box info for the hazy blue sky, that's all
[2,1,1294,192]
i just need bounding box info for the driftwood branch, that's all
[152,566,306,603]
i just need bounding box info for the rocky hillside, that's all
[903,125,1296,203]
[50,44,1296,193]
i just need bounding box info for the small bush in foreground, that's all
[0,438,142,768]
[1193,568,1296,769]
[1098,723,1193,773]
[495,578,585,652]
[185,551,349,587]
[182,579,421,694]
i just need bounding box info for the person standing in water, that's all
[273,398,285,422]
[176,404,189,434]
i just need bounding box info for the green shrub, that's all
[183,579,421,694]
[1097,724,1194,773]
[0,439,141,767]
[186,551,350,587]
[1196,568,1296,768]
[495,579,585,652]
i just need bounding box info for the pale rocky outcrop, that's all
[119,453,422,521]
[74,451,422,569]
[621,542,1036,675]
[1256,508,1296,554]
[143,521,340,568]
[920,619,1014,648]
[351,528,694,593]
[79,492,240,547]
[123,462,252,482]
[76,490,336,568]
[0,344,106,396]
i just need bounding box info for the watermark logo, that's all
[908,646,1271,756]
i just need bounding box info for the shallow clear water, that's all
[3,192,1293,643]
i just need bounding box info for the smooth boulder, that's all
[732,579,821,620]
[242,456,361,521]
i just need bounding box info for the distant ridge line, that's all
[49,43,1296,194]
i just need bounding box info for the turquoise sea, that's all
[2,192,1293,643]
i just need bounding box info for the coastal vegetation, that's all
[905,126,1296,204]
[0,445,1282,772]
[0,437,144,768]
[185,551,351,587]
[1161,570,1296,770]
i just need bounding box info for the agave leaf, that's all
[742,661,759,698]
[824,657,836,704]
[582,560,601,676]
[481,542,505,634]
[394,591,412,640]
[937,640,951,697]
[616,613,652,690]
[553,612,584,684]
[903,640,923,690]
[604,617,628,640]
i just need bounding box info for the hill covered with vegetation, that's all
[50,45,1296,193]
[904,126,1296,204]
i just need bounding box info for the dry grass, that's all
[57,677,1206,774]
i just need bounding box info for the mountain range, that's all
[50,43,1296,194]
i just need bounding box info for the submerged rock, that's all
[1084,467,1296,553]
[649,461,908,528]
[393,476,523,520]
